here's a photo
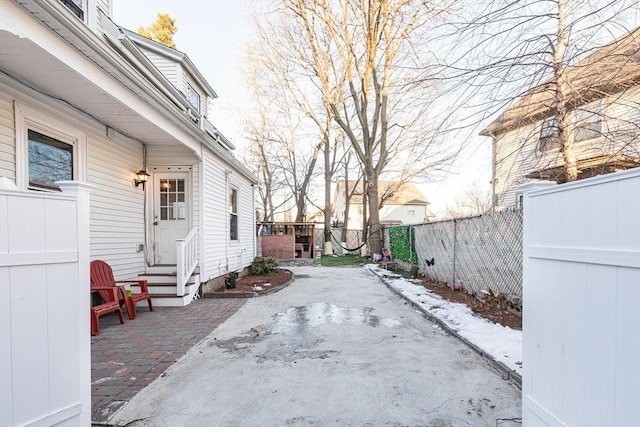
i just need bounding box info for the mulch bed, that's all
[208,269,293,297]
[417,277,522,330]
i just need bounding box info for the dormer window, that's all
[59,0,84,20]
[538,116,559,152]
[186,83,200,113]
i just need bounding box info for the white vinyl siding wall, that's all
[138,46,180,88]
[202,155,226,278]
[87,133,146,279]
[492,87,640,209]
[201,150,254,280]
[0,95,16,181]
[145,145,196,166]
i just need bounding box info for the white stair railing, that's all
[176,227,198,296]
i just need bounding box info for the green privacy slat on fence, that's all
[388,226,417,264]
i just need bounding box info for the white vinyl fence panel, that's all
[521,169,640,427]
[0,181,92,427]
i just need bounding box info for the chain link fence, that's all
[315,228,367,255]
[383,208,523,298]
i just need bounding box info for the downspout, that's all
[225,170,230,274]
[252,184,256,259]
[142,143,151,267]
[199,144,205,279]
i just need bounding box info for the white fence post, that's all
[57,181,94,427]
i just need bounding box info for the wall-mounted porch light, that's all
[134,170,150,189]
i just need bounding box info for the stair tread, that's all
[151,294,189,299]
[141,272,177,276]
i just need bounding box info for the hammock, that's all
[331,233,368,252]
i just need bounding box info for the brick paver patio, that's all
[91,298,246,424]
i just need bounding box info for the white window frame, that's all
[229,187,238,241]
[408,208,415,216]
[186,83,200,113]
[15,102,87,191]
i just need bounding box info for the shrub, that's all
[252,256,279,275]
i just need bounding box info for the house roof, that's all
[121,28,218,99]
[481,26,640,137]
[335,180,429,206]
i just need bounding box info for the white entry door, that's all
[153,173,190,264]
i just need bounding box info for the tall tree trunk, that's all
[341,165,351,242]
[554,0,578,182]
[365,175,382,255]
[323,131,332,253]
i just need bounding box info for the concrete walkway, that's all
[111,266,521,427]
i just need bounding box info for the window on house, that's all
[230,188,238,240]
[28,130,73,191]
[59,0,84,20]
[186,84,200,113]
[408,209,415,215]
[538,116,559,152]
[574,100,603,143]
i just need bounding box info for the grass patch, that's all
[317,254,370,267]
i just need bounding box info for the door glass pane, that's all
[158,178,186,221]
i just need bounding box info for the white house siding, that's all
[202,154,227,279]
[234,171,256,268]
[492,87,640,209]
[0,94,16,181]
[145,144,196,166]
[381,204,429,224]
[192,162,200,236]
[138,46,180,88]
[90,0,112,35]
[96,0,111,16]
[87,132,146,280]
[201,150,255,281]
[493,121,540,209]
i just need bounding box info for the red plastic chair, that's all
[91,286,124,336]
[90,260,153,320]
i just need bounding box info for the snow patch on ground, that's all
[367,265,522,375]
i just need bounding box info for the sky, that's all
[111,0,495,217]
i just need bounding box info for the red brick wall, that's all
[261,235,295,259]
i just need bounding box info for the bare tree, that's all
[269,0,456,255]
[443,183,492,219]
[242,47,295,222]
[440,0,639,189]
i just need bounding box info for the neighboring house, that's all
[481,27,640,210]
[0,0,258,306]
[332,180,430,229]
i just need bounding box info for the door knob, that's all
[153,221,159,226]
